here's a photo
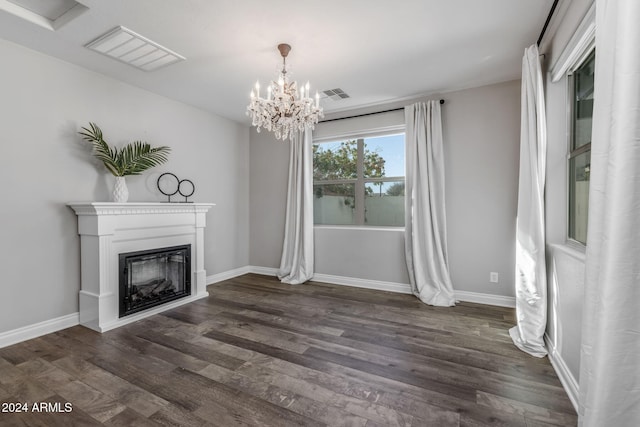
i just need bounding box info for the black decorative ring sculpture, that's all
[178,179,195,201]
[157,173,195,203]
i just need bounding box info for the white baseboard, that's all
[248,266,279,276]
[0,267,517,349]
[311,273,413,294]
[245,266,515,307]
[94,292,209,333]
[0,313,79,349]
[454,290,516,308]
[545,333,580,413]
[207,266,252,285]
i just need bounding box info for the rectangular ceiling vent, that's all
[322,88,351,101]
[85,26,185,72]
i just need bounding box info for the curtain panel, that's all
[509,44,548,358]
[578,0,640,425]
[404,101,456,307]
[278,129,314,284]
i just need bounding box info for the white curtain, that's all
[278,129,314,284]
[578,0,640,425]
[509,44,548,358]
[404,101,456,307]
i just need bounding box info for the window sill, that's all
[548,241,586,263]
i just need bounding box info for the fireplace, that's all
[119,245,191,317]
[68,202,214,332]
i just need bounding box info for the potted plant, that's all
[79,122,171,202]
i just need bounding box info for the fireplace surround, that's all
[68,202,214,332]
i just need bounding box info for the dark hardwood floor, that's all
[0,274,576,426]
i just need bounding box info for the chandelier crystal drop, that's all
[247,43,323,141]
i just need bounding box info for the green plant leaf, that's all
[79,123,170,177]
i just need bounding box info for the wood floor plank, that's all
[339,326,560,384]
[212,308,568,412]
[54,356,170,418]
[477,391,578,426]
[197,361,370,427]
[134,330,245,370]
[303,345,477,401]
[298,334,572,412]
[55,380,127,423]
[89,356,198,413]
[173,367,324,427]
[103,407,162,427]
[0,394,104,427]
[235,362,409,426]
[216,307,558,391]
[0,274,576,426]
[148,403,215,427]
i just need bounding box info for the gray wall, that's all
[249,130,290,269]
[0,38,250,333]
[540,0,594,389]
[443,81,520,296]
[250,80,521,297]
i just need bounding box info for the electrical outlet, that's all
[490,272,499,283]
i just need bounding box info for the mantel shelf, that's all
[67,202,215,216]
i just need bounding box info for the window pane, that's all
[313,140,358,180]
[363,134,405,178]
[569,151,590,244]
[312,131,405,227]
[573,51,595,150]
[364,181,405,226]
[313,183,355,225]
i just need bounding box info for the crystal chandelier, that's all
[247,43,323,141]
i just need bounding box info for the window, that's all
[313,132,405,226]
[568,49,594,245]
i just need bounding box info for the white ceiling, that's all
[0,0,553,123]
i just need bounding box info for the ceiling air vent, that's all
[85,26,185,72]
[322,88,351,101]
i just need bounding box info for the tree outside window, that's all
[313,133,405,226]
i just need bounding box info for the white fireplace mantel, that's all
[68,202,214,332]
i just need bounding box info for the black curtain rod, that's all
[537,0,559,46]
[320,99,444,123]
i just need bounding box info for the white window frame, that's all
[313,125,406,227]
[551,3,595,247]
[566,49,594,246]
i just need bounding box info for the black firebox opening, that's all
[119,244,191,318]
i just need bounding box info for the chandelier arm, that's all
[247,43,323,141]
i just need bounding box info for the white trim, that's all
[313,124,405,143]
[68,201,213,332]
[247,267,516,307]
[313,225,404,232]
[207,266,252,285]
[0,313,79,349]
[549,242,587,263]
[0,0,89,32]
[545,333,580,413]
[550,3,596,82]
[95,293,208,333]
[0,267,517,348]
[454,290,516,308]
[312,273,413,294]
[249,266,279,276]
[67,202,215,216]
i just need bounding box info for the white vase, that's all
[112,176,129,203]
